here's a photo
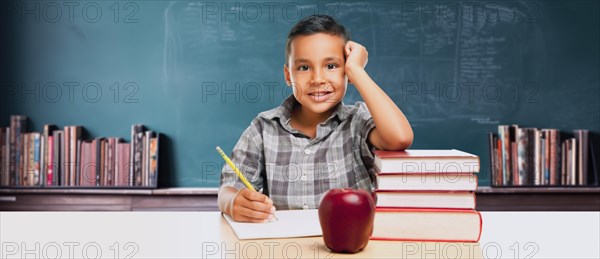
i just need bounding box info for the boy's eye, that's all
[297,65,309,71]
[326,64,338,70]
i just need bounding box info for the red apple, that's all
[318,188,375,254]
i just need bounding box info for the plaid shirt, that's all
[220,95,377,210]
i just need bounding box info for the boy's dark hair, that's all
[285,15,350,64]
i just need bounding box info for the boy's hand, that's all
[344,41,368,75]
[231,189,276,223]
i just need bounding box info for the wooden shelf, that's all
[0,187,219,211]
[475,186,600,211]
[1,187,599,211]
[477,186,600,193]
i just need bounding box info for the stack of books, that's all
[489,125,598,186]
[370,149,482,242]
[0,115,160,188]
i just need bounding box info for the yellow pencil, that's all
[216,146,256,191]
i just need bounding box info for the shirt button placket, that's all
[302,146,311,209]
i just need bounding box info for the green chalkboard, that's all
[1,1,598,187]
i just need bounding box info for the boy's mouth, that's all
[308,91,333,102]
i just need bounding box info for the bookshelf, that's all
[1,187,599,211]
[476,186,600,211]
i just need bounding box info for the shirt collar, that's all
[262,94,349,124]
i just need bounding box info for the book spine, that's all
[130,124,144,186]
[39,129,45,187]
[94,138,101,186]
[0,128,4,186]
[575,130,589,185]
[134,131,144,186]
[63,126,70,186]
[54,131,63,186]
[516,128,525,186]
[100,139,106,186]
[496,139,502,186]
[560,141,568,185]
[122,143,131,187]
[2,128,9,186]
[23,134,29,186]
[11,116,27,186]
[533,129,541,185]
[33,133,40,186]
[570,138,577,185]
[114,139,120,187]
[76,139,82,186]
[540,131,547,185]
[70,126,80,186]
[488,133,497,186]
[47,136,54,186]
[498,126,510,186]
[143,132,152,187]
[107,138,114,186]
[150,136,158,187]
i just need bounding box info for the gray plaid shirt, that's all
[220,95,377,210]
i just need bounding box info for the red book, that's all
[373,149,479,173]
[375,191,476,210]
[371,208,482,242]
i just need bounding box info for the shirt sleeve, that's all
[219,119,265,192]
[354,101,377,159]
[353,101,378,188]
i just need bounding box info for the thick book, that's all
[69,126,81,186]
[40,124,56,187]
[149,134,159,187]
[2,128,9,186]
[376,173,477,191]
[79,139,94,186]
[574,130,589,185]
[488,133,501,186]
[130,124,144,186]
[375,191,476,210]
[0,128,4,186]
[10,115,26,186]
[373,149,480,173]
[116,142,131,186]
[498,125,511,185]
[371,208,482,242]
[53,130,63,186]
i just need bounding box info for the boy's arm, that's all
[345,41,413,151]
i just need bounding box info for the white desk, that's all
[1,212,598,258]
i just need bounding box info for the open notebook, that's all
[223,209,323,240]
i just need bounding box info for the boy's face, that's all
[284,33,347,116]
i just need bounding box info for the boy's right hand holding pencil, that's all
[216,146,277,223]
[229,188,276,223]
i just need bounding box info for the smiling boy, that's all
[219,15,413,222]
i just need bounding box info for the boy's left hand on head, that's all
[344,41,368,73]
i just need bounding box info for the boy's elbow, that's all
[383,134,413,151]
[394,137,413,150]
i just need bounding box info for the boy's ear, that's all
[283,64,291,87]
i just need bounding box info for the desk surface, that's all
[1,212,599,258]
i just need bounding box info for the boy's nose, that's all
[310,70,326,85]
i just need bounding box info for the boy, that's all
[219,15,413,222]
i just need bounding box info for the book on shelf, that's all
[373,149,480,173]
[0,115,161,189]
[370,208,482,242]
[490,125,598,187]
